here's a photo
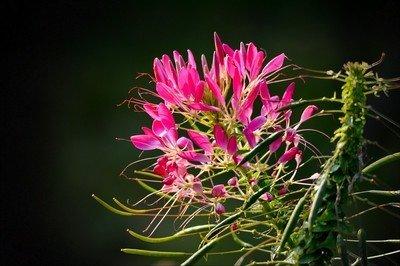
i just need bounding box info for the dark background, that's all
[2,1,400,265]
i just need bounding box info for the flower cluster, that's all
[128,33,318,234]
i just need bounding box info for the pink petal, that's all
[201,54,209,75]
[187,49,197,69]
[244,127,257,148]
[205,74,226,107]
[247,116,267,132]
[152,120,167,137]
[269,137,282,153]
[153,58,166,83]
[232,68,243,102]
[299,105,318,123]
[281,82,295,106]
[157,103,176,130]
[173,50,185,69]
[278,147,299,164]
[250,51,265,79]
[213,125,228,150]
[193,81,205,102]
[227,136,238,155]
[237,83,259,124]
[210,51,220,82]
[246,42,257,71]
[278,186,288,196]
[130,134,161,150]
[214,32,224,65]
[176,137,194,150]
[261,53,286,76]
[156,82,177,104]
[188,130,213,154]
[179,151,210,163]
[222,43,234,57]
[143,103,158,120]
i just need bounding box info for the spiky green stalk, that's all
[294,63,368,264]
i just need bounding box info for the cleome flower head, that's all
[125,33,319,237]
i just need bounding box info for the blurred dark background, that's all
[2,1,400,265]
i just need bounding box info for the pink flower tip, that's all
[211,184,227,198]
[230,222,238,231]
[278,186,288,196]
[261,192,274,202]
[227,176,239,187]
[215,202,226,215]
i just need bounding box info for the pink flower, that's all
[131,103,209,163]
[212,184,227,198]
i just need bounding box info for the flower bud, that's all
[227,176,238,187]
[215,202,226,215]
[278,186,288,196]
[261,192,274,202]
[212,184,227,198]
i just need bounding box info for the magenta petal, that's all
[246,43,257,71]
[233,68,243,101]
[176,137,194,150]
[187,49,197,69]
[261,53,286,76]
[278,147,299,164]
[130,134,161,150]
[153,58,166,83]
[269,137,282,153]
[188,130,213,154]
[157,103,175,130]
[201,54,209,75]
[143,103,158,120]
[299,105,318,123]
[152,120,167,137]
[193,81,205,102]
[247,116,267,132]
[214,32,224,64]
[179,151,210,163]
[156,82,177,104]
[244,128,257,148]
[259,81,270,102]
[205,74,225,107]
[213,125,228,150]
[222,43,234,57]
[227,136,238,155]
[281,82,295,106]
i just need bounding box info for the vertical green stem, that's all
[297,63,368,264]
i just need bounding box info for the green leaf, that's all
[126,224,215,243]
[121,248,190,257]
